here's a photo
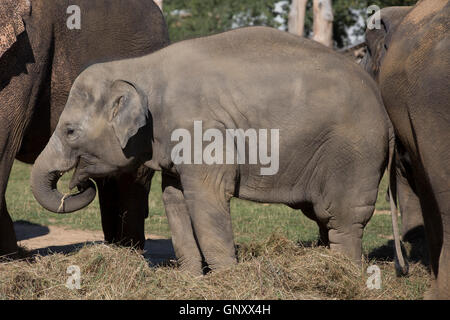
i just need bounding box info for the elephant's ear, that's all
[364,7,412,79]
[0,0,31,58]
[109,80,149,149]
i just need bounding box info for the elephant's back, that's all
[381,1,449,85]
[160,26,388,138]
[380,1,449,122]
[164,26,345,72]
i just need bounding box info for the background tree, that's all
[303,0,419,47]
[163,0,419,47]
[312,0,334,47]
[288,0,308,36]
[155,0,163,10]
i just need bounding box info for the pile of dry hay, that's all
[0,234,429,300]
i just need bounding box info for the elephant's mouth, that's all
[67,156,123,189]
[68,157,91,190]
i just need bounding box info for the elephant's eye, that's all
[66,127,78,141]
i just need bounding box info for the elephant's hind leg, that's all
[327,221,366,262]
[421,186,450,300]
[313,170,380,264]
[320,202,374,263]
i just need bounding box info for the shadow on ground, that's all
[291,234,429,268]
[27,239,176,266]
[13,221,176,266]
[368,227,429,268]
[14,220,49,241]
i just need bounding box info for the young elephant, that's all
[32,27,396,275]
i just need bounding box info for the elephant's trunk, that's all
[31,135,96,213]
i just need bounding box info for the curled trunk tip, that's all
[31,152,97,213]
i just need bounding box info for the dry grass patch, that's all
[0,234,430,300]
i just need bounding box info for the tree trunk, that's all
[313,0,334,47]
[154,0,163,11]
[288,0,308,36]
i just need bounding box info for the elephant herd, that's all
[0,0,448,299]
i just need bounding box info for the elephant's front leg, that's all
[0,114,24,256]
[0,161,18,256]
[179,166,238,271]
[96,166,153,250]
[162,173,203,275]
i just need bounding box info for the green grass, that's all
[7,160,392,255]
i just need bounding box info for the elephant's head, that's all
[361,6,412,82]
[31,65,151,213]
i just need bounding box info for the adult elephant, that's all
[363,0,449,299]
[364,6,426,250]
[0,0,169,256]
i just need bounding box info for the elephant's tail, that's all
[387,126,409,276]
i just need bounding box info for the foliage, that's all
[163,0,284,42]
[333,0,419,47]
[291,0,419,47]
[163,0,419,48]
[368,0,418,6]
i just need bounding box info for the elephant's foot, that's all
[177,252,237,276]
[0,242,19,260]
[0,204,19,258]
[424,244,449,300]
[328,226,363,264]
[0,245,30,262]
[177,256,204,276]
[104,233,146,250]
[101,211,145,250]
[424,280,450,300]
[0,234,18,258]
[205,254,238,273]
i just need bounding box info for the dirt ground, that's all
[13,221,176,265]
[14,210,391,259]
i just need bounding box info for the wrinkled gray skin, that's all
[362,6,426,246]
[363,0,450,299]
[33,27,394,275]
[0,0,169,255]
